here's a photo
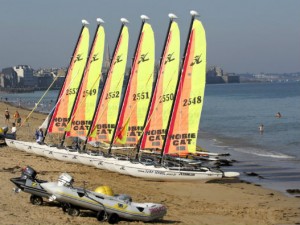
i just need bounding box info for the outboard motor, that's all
[10,166,50,206]
[20,166,37,180]
[58,173,74,187]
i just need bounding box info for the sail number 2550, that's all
[183,96,202,106]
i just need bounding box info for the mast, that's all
[108,15,148,154]
[136,13,178,158]
[160,11,199,160]
[43,20,89,142]
[82,18,129,151]
[60,19,104,146]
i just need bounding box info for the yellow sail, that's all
[114,22,155,145]
[164,18,206,155]
[48,25,89,134]
[65,24,105,138]
[89,25,129,143]
[140,21,180,150]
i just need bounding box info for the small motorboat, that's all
[41,173,167,224]
[10,166,50,205]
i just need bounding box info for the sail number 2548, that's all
[183,96,202,106]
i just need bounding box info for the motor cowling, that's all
[57,173,74,187]
[21,166,37,179]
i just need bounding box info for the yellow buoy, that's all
[94,186,114,196]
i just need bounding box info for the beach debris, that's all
[244,172,264,179]
[286,189,300,194]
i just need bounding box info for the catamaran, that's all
[5,19,90,155]
[71,17,130,167]
[6,13,239,181]
[102,11,239,180]
[43,18,106,162]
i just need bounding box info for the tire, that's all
[68,207,80,217]
[108,213,119,224]
[96,210,106,221]
[61,203,70,213]
[30,195,43,206]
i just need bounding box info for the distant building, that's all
[1,65,37,88]
[0,68,18,88]
[206,66,239,84]
[13,65,37,87]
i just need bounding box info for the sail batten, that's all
[163,18,206,155]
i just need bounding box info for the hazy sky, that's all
[0,0,299,73]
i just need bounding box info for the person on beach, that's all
[14,110,21,126]
[4,123,17,139]
[35,128,44,144]
[259,124,264,134]
[275,112,282,118]
[4,109,10,124]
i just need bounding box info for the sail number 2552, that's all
[183,96,202,106]
[105,91,120,99]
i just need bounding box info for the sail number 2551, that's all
[133,92,150,101]
[183,96,202,106]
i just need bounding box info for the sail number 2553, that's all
[183,96,202,106]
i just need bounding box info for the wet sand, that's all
[1,101,300,225]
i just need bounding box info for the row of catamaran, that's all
[6,11,239,181]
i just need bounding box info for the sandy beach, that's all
[0,101,299,225]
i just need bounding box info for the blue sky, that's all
[0,0,299,73]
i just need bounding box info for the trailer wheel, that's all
[68,207,80,217]
[108,213,119,224]
[61,203,70,213]
[30,195,43,206]
[96,210,106,221]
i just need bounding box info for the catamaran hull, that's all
[41,182,166,222]
[116,162,224,181]
[50,150,81,163]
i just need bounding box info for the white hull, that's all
[41,182,166,222]
[5,139,239,181]
[76,153,103,167]
[5,138,17,148]
[51,149,81,163]
[121,162,225,181]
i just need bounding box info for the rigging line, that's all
[112,72,154,145]
[21,75,59,127]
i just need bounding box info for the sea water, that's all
[199,82,300,194]
[1,82,300,194]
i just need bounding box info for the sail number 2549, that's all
[183,96,202,106]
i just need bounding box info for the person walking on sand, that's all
[4,109,10,124]
[14,110,21,126]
